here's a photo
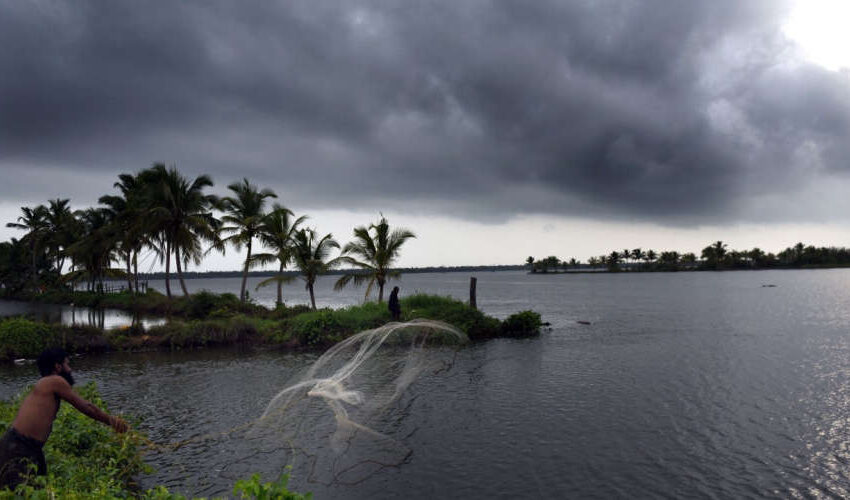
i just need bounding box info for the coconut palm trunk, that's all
[277,262,284,306]
[125,250,133,293]
[133,251,139,294]
[175,246,189,297]
[240,240,252,302]
[308,281,316,309]
[164,239,172,299]
[30,240,38,289]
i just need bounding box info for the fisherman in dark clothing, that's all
[388,286,401,321]
[0,348,128,490]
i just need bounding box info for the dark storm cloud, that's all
[1,0,848,222]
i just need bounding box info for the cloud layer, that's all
[1,0,849,224]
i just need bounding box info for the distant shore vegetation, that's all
[526,241,850,273]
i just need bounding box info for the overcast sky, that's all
[1,0,849,270]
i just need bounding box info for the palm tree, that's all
[0,238,28,292]
[793,242,806,265]
[701,241,727,269]
[251,204,308,306]
[631,248,644,269]
[544,256,561,272]
[144,164,220,298]
[64,208,120,292]
[45,199,75,279]
[220,178,278,302]
[713,241,728,260]
[658,251,681,270]
[607,251,621,271]
[6,205,50,289]
[99,172,156,293]
[631,248,643,262]
[99,187,135,293]
[334,216,415,302]
[292,228,342,309]
[526,256,535,272]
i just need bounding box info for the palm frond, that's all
[255,274,297,290]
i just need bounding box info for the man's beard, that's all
[59,369,74,386]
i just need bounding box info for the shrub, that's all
[146,316,261,348]
[233,470,312,500]
[401,294,501,340]
[501,310,543,337]
[183,290,223,319]
[0,317,60,360]
[269,304,312,320]
[288,309,345,346]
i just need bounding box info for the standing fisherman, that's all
[388,286,401,321]
[0,348,128,490]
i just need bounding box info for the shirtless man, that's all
[0,348,128,490]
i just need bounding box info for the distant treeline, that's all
[528,241,850,273]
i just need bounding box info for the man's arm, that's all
[49,377,129,433]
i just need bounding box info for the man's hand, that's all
[109,415,129,434]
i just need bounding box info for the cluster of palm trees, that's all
[586,249,699,271]
[1,165,416,309]
[699,241,850,270]
[525,256,580,273]
[526,249,696,273]
[526,241,850,273]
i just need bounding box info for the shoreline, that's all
[526,263,850,274]
[0,291,543,362]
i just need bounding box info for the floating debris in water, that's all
[577,321,592,325]
[761,284,778,288]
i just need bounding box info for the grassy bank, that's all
[0,384,309,499]
[0,294,542,360]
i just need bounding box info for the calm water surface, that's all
[0,300,164,329]
[2,269,850,498]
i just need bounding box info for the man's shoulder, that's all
[34,375,69,393]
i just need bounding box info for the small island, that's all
[526,241,850,273]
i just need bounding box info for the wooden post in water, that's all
[469,276,477,310]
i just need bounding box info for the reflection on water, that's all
[0,300,165,330]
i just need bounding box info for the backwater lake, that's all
[2,269,850,498]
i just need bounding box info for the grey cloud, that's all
[1,0,849,224]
